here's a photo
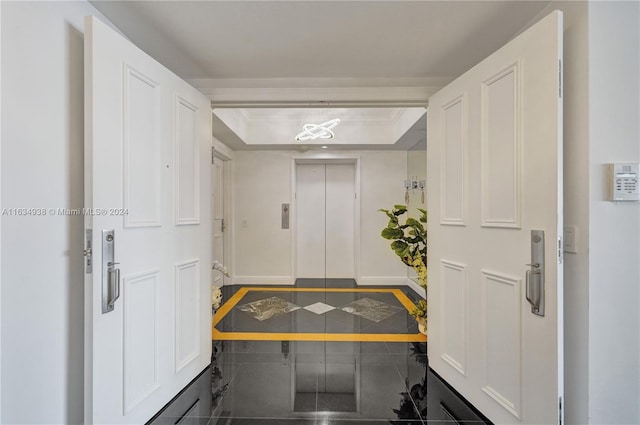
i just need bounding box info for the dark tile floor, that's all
[150,279,491,425]
[217,285,416,335]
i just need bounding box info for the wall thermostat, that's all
[608,163,639,202]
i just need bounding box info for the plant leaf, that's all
[418,208,427,223]
[390,240,409,257]
[405,218,420,227]
[381,228,404,240]
[393,205,408,216]
[378,208,394,220]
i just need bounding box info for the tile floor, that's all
[150,279,490,425]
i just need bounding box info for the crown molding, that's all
[187,77,451,107]
[189,77,452,89]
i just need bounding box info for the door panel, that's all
[296,164,326,278]
[325,164,355,278]
[85,16,212,424]
[427,11,562,424]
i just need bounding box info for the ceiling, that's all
[213,107,427,151]
[90,1,551,150]
[90,1,550,81]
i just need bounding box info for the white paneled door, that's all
[427,11,563,424]
[84,16,212,424]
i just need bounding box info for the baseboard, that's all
[357,276,426,299]
[146,365,211,425]
[230,276,294,285]
[357,276,410,286]
[407,279,426,298]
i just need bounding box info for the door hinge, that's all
[559,59,563,99]
[211,146,215,164]
[221,218,225,232]
[559,396,563,425]
[84,229,93,274]
[558,236,563,264]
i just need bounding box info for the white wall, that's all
[588,2,640,423]
[0,2,107,423]
[406,147,427,218]
[358,151,410,283]
[405,146,427,288]
[232,151,294,283]
[231,150,408,285]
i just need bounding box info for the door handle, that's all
[525,230,545,316]
[108,262,121,308]
[102,230,121,313]
[526,269,542,310]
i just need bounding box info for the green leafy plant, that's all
[410,299,427,320]
[379,205,428,330]
[411,299,428,335]
[378,205,427,289]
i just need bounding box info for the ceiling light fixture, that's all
[295,118,341,142]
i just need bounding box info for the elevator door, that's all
[296,163,355,279]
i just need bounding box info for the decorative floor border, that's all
[212,287,427,342]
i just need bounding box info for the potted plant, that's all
[379,205,427,334]
[211,261,229,312]
[410,299,428,334]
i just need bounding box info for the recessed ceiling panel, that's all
[212,107,426,150]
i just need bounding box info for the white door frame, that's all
[291,156,361,284]
[0,2,3,418]
[212,147,233,285]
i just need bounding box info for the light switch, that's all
[563,226,577,254]
[241,219,248,228]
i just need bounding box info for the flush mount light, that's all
[295,118,341,142]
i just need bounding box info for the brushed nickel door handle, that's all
[525,230,545,317]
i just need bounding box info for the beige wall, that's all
[556,3,591,423]
[405,145,427,286]
[231,150,408,284]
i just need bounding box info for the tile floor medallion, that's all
[340,297,403,322]
[213,287,427,342]
[237,296,300,321]
[303,302,336,315]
